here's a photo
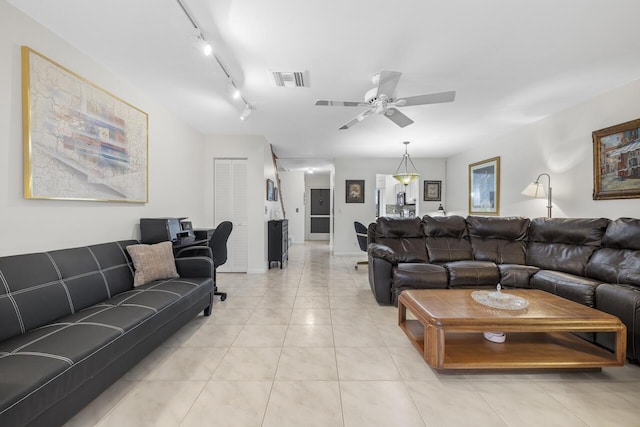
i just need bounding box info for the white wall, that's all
[333,157,446,255]
[278,170,305,244]
[0,1,205,256]
[446,78,640,219]
[203,135,273,273]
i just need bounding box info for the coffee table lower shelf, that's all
[401,319,621,371]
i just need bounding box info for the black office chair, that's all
[176,221,233,301]
[354,221,368,270]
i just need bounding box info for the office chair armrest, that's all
[368,243,398,265]
[175,245,213,258]
[175,256,213,278]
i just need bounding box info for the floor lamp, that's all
[521,173,552,218]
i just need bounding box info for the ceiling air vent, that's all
[271,71,308,88]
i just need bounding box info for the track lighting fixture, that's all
[177,0,252,120]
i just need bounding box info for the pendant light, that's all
[393,141,420,186]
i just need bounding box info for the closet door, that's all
[214,158,248,272]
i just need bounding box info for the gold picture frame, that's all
[592,118,640,200]
[22,46,149,202]
[469,156,500,215]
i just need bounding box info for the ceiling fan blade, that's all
[315,100,368,107]
[396,90,456,107]
[339,109,374,130]
[376,70,402,98]
[385,108,414,128]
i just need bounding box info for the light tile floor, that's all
[65,242,640,427]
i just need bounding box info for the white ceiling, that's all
[9,0,640,172]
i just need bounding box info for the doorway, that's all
[307,188,330,240]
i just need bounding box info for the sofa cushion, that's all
[376,217,423,237]
[422,215,468,238]
[467,216,529,264]
[0,241,137,344]
[375,218,427,263]
[529,270,602,307]
[601,217,640,250]
[586,248,640,286]
[526,218,609,276]
[392,263,448,305]
[528,217,609,246]
[423,215,472,262]
[444,260,500,288]
[497,264,539,288]
[126,242,179,286]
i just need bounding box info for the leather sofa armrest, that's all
[175,256,213,278]
[368,243,398,265]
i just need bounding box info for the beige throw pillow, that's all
[126,241,179,287]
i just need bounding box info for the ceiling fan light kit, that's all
[315,70,456,130]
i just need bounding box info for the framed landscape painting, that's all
[592,118,640,200]
[22,46,148,202]
[469,156,500,215]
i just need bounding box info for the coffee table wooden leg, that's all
[616,324,627,365]
[398,300,406,325]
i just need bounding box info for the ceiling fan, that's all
[315,70,456,130]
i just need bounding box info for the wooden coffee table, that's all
[398,289,626,371]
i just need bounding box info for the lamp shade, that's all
[521,182,546,198]
[392,173,419,186]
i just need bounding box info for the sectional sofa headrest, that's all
[529,217,609,246]
[376,217,423,238]
[603,217,640,250]
[422,215,468,238]
[466,216,530,240]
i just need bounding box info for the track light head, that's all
[240,105,252,121]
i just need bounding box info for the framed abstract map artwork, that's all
[21,46,148,203]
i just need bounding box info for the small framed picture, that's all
[423,180,442,201]
[345,180,365,203]
[274,187,278,201]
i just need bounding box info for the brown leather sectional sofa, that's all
[367,215,640,362]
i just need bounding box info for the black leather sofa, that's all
[0,240,214,427]
[367,215,640,362]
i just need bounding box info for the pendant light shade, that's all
[393,141,419,185]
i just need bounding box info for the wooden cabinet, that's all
[268,219,288,269]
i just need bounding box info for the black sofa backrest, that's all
[586,218,640,286]
[422,215,472,263]
[467,216,530,264]
[374,217,427,262]
[0,240,136,342]
[526,218,609,276]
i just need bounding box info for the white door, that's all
[214,158,248,272]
